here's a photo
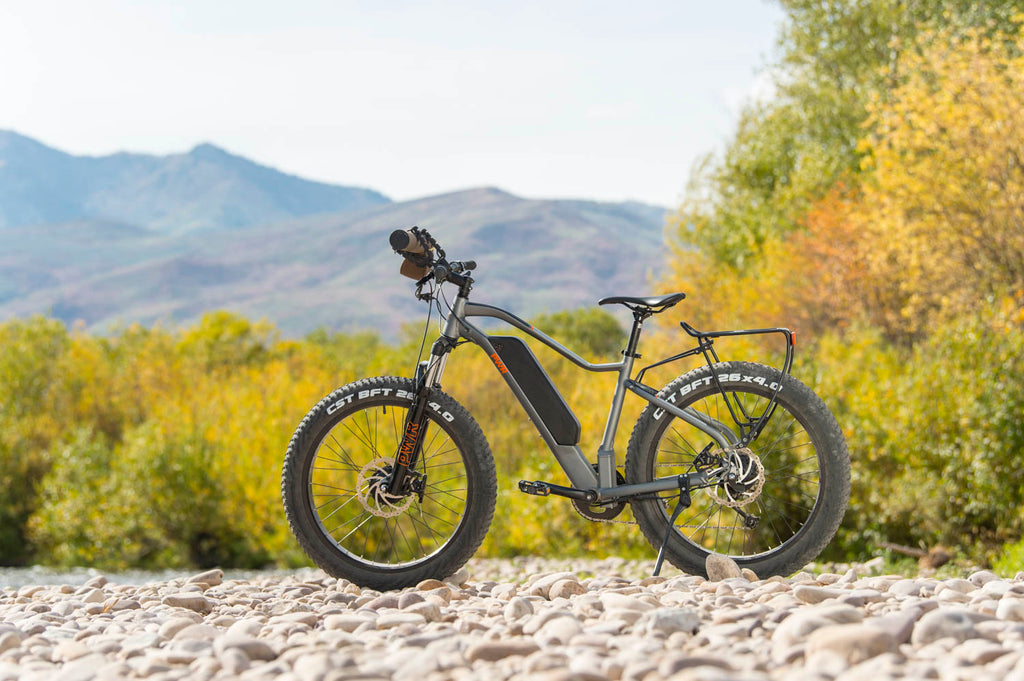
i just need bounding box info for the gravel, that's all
[3,556,1024,680]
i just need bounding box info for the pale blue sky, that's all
[0,1,784,206]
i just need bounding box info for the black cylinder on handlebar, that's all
[390,229,426,255]
[391,228,434,280]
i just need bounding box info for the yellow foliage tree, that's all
[848,23,1024,339]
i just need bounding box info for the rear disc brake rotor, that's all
[708,447,765,508]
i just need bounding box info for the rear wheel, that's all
[282,376,496,590]
[625,361,849,578]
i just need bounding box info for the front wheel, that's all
[625,361,849,578]
[282,376,496,590]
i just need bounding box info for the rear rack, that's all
[632,322,796,448]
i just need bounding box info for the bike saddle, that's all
[598,292,686,314]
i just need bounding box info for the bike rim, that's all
[651,388,823,559]
[307,403,470,568]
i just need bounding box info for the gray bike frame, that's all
[423,294,741,503]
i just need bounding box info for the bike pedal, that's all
[518,480,551,497]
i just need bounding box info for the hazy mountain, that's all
[0,130,390,233]
[0,133,671,336]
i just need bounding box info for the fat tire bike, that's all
[281,227,850,590]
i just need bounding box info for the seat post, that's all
[623,309,649,359]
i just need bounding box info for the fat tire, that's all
[282,376,496,590]
[625,361,849,578]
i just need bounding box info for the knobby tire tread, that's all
[625,361,850,578]
[281,376,496,590]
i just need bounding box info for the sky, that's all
[0,1,784,207]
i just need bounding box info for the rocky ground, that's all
[2,556,1024,681]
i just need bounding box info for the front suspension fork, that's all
[385,344,452,495]
[386,392,431,495]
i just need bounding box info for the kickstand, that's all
[653,476,691,577]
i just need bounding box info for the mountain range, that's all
[0,130,670,336]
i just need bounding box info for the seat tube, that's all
[596,316,643,487]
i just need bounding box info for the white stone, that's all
[187,569,225,587]
[533,615,583,646]
[911,608,977,645]
[706,554,742,581]
[794,585,846,604]
[504,596,534,621]
[215,635,277,662]
[599,591,655,612]
[0,633,20,655]
[805,623,897,665]
[375,612,426,629]
[527,572,578,599]
[158,616,200,640]
[968,570,1001,587]
[998,598,1024,622]
[404,600,442,622]
[161,593,214,614]
[638,608,701,635]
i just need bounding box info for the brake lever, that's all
[412,267,437,301]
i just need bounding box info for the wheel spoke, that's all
[300,397,478,569]
[635,368,842,567]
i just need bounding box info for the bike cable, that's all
[412,280,437,373]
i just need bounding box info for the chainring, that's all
[572,467,628,521]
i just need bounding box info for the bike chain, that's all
[572,451,765,524]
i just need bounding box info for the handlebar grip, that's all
[460,260,477,272]
[390,229,427,255]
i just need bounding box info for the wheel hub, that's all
[356,458,415,517]
[709,447,765,508]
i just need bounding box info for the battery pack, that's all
[490,336,581,446]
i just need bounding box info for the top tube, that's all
[461,302,623,373]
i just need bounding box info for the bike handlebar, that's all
[390,227,476,288]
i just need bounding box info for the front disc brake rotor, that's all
[356,458,415,517]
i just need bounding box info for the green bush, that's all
[810,299,1024,562]
[0,317,71,565]
[994,538,1024,577]
[30,423,269,570]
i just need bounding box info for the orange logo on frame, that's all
[490,353,509,374]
